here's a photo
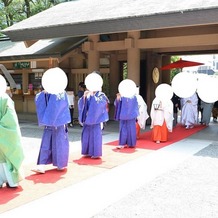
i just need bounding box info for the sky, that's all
[180,54,216,72]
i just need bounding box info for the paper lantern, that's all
[155,83,173,100]
[118,79,136,98]
[0,75,7,96]
[85,72,103,92]
[171,72,197,98]
[197,76,218,103]
[42,67,68,94]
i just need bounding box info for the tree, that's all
[170,56,180,81]
[0,0,16,28]
[0,0,76,36]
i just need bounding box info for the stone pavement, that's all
[1,120,218,218]
[93,123,218,218]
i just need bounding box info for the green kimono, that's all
[0,93,24,187]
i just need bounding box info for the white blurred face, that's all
[0,75,7,96]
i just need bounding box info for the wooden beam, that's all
[96,40,126,51]
[137,34,218,49]
[89,34,218,52]
[82,41,94,52]
[58,49,79,63]
[156,45,218,53]
[24,40,38,48]
[0,58,57,63]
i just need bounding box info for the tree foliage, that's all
[170,56,180,81]
[0,0,75,35]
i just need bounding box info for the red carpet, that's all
[106,124,206,150]
[73,156,104,166]
[0,167,71,212]
[0,124,206,214]
[0,186,23,205]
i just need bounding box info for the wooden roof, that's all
[2,0,218,41]
[0,37,87,61]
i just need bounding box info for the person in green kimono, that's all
[0,75,24,188]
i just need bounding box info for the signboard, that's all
[14,62,30,69]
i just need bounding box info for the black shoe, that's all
[6,183,18,188]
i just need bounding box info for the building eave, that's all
[3,8,218,42]
[0,36,87,62]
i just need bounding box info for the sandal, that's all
[31,168,45,174]
[116,145,128,149]
[91,156,100,159]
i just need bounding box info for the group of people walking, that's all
[0,69,216,188]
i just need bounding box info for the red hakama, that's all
[152,121,168,142]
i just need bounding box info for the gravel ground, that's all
[93,143,218,218]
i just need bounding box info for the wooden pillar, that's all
[49,58,53,68]
[22,71,28,112]
[109,53,120,97]
[127,31,140,85]
[145,52,162,124]
[48,58,58,68]
[22,71,28,93]
[109,53,120,119]
[88,35,100,73]
[162,56,171,84]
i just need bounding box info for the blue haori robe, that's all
[114,96,139,147]
[78,91,109,157]
[35,91,71,168]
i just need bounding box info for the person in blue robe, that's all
[114,93,139,149]
[78,91,109,158]
[32,91,71,173]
